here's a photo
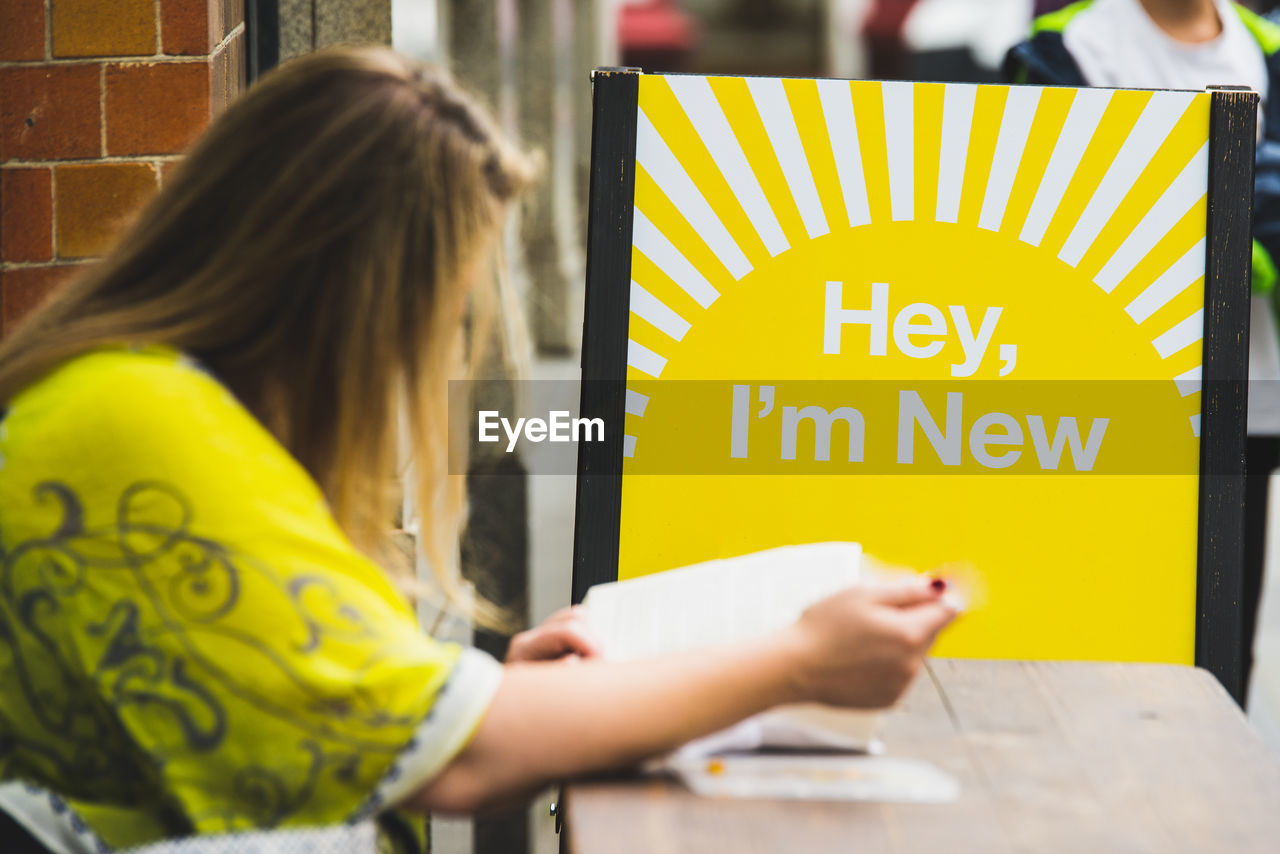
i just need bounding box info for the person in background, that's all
[0,46,957,853]
[1005,0,1280,294]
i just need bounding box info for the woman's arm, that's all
[407,578,957,813]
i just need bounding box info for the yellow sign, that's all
[617,76,1209,663]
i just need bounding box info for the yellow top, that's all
[0,347,500,850]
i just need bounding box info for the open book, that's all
[581,542,882,759]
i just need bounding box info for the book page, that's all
[582,541,864,661]
[583,542,880,755]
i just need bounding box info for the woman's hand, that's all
[415,578,956,813]
[782,577,958,709]
[505,605,603,663]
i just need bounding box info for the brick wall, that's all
[0,0,246,334]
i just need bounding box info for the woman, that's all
[0,47,956,851]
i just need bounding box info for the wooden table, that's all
[564,660,1280,853]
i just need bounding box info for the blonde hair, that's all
[0,46,533,630]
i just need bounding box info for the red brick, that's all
[105,61,212,156]
[0,65,102,161]
[161,0,220,56]
[55,163,157,259]
[0,0,45,62]
[158,159,184,186]
[52,0,154,58]
[0,265,78,335]
[1,168,53,263]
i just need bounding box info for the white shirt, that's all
[1064,0,1268,135]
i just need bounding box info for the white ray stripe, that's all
[978,87,1042,232]
[624,389,649,417]
[936,84,977,224]
[816,79,871,227]
[630,280,691,341]
[883,82,914,221]
[1190,414,1201,437]
[1058,91,1195,266]
[1092,142,1208,292]
[1177,381,1202,398]
[745,77,829,239]
[623,435,638,458]
[627,339,667,377]
[635,109,752,280]
[631,209,720,308]
[666,75,789,255]
[1020,89,1113,246]
[1152,309,1204,359]
[1174,365,1202,397]
[1124,238,1206,324]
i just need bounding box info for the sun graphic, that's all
[614,75,1211,664]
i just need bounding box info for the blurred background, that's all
[6,1,1280,852]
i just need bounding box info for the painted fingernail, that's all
[929,578,947,593]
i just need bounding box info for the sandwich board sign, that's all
[572,70,1255,698]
